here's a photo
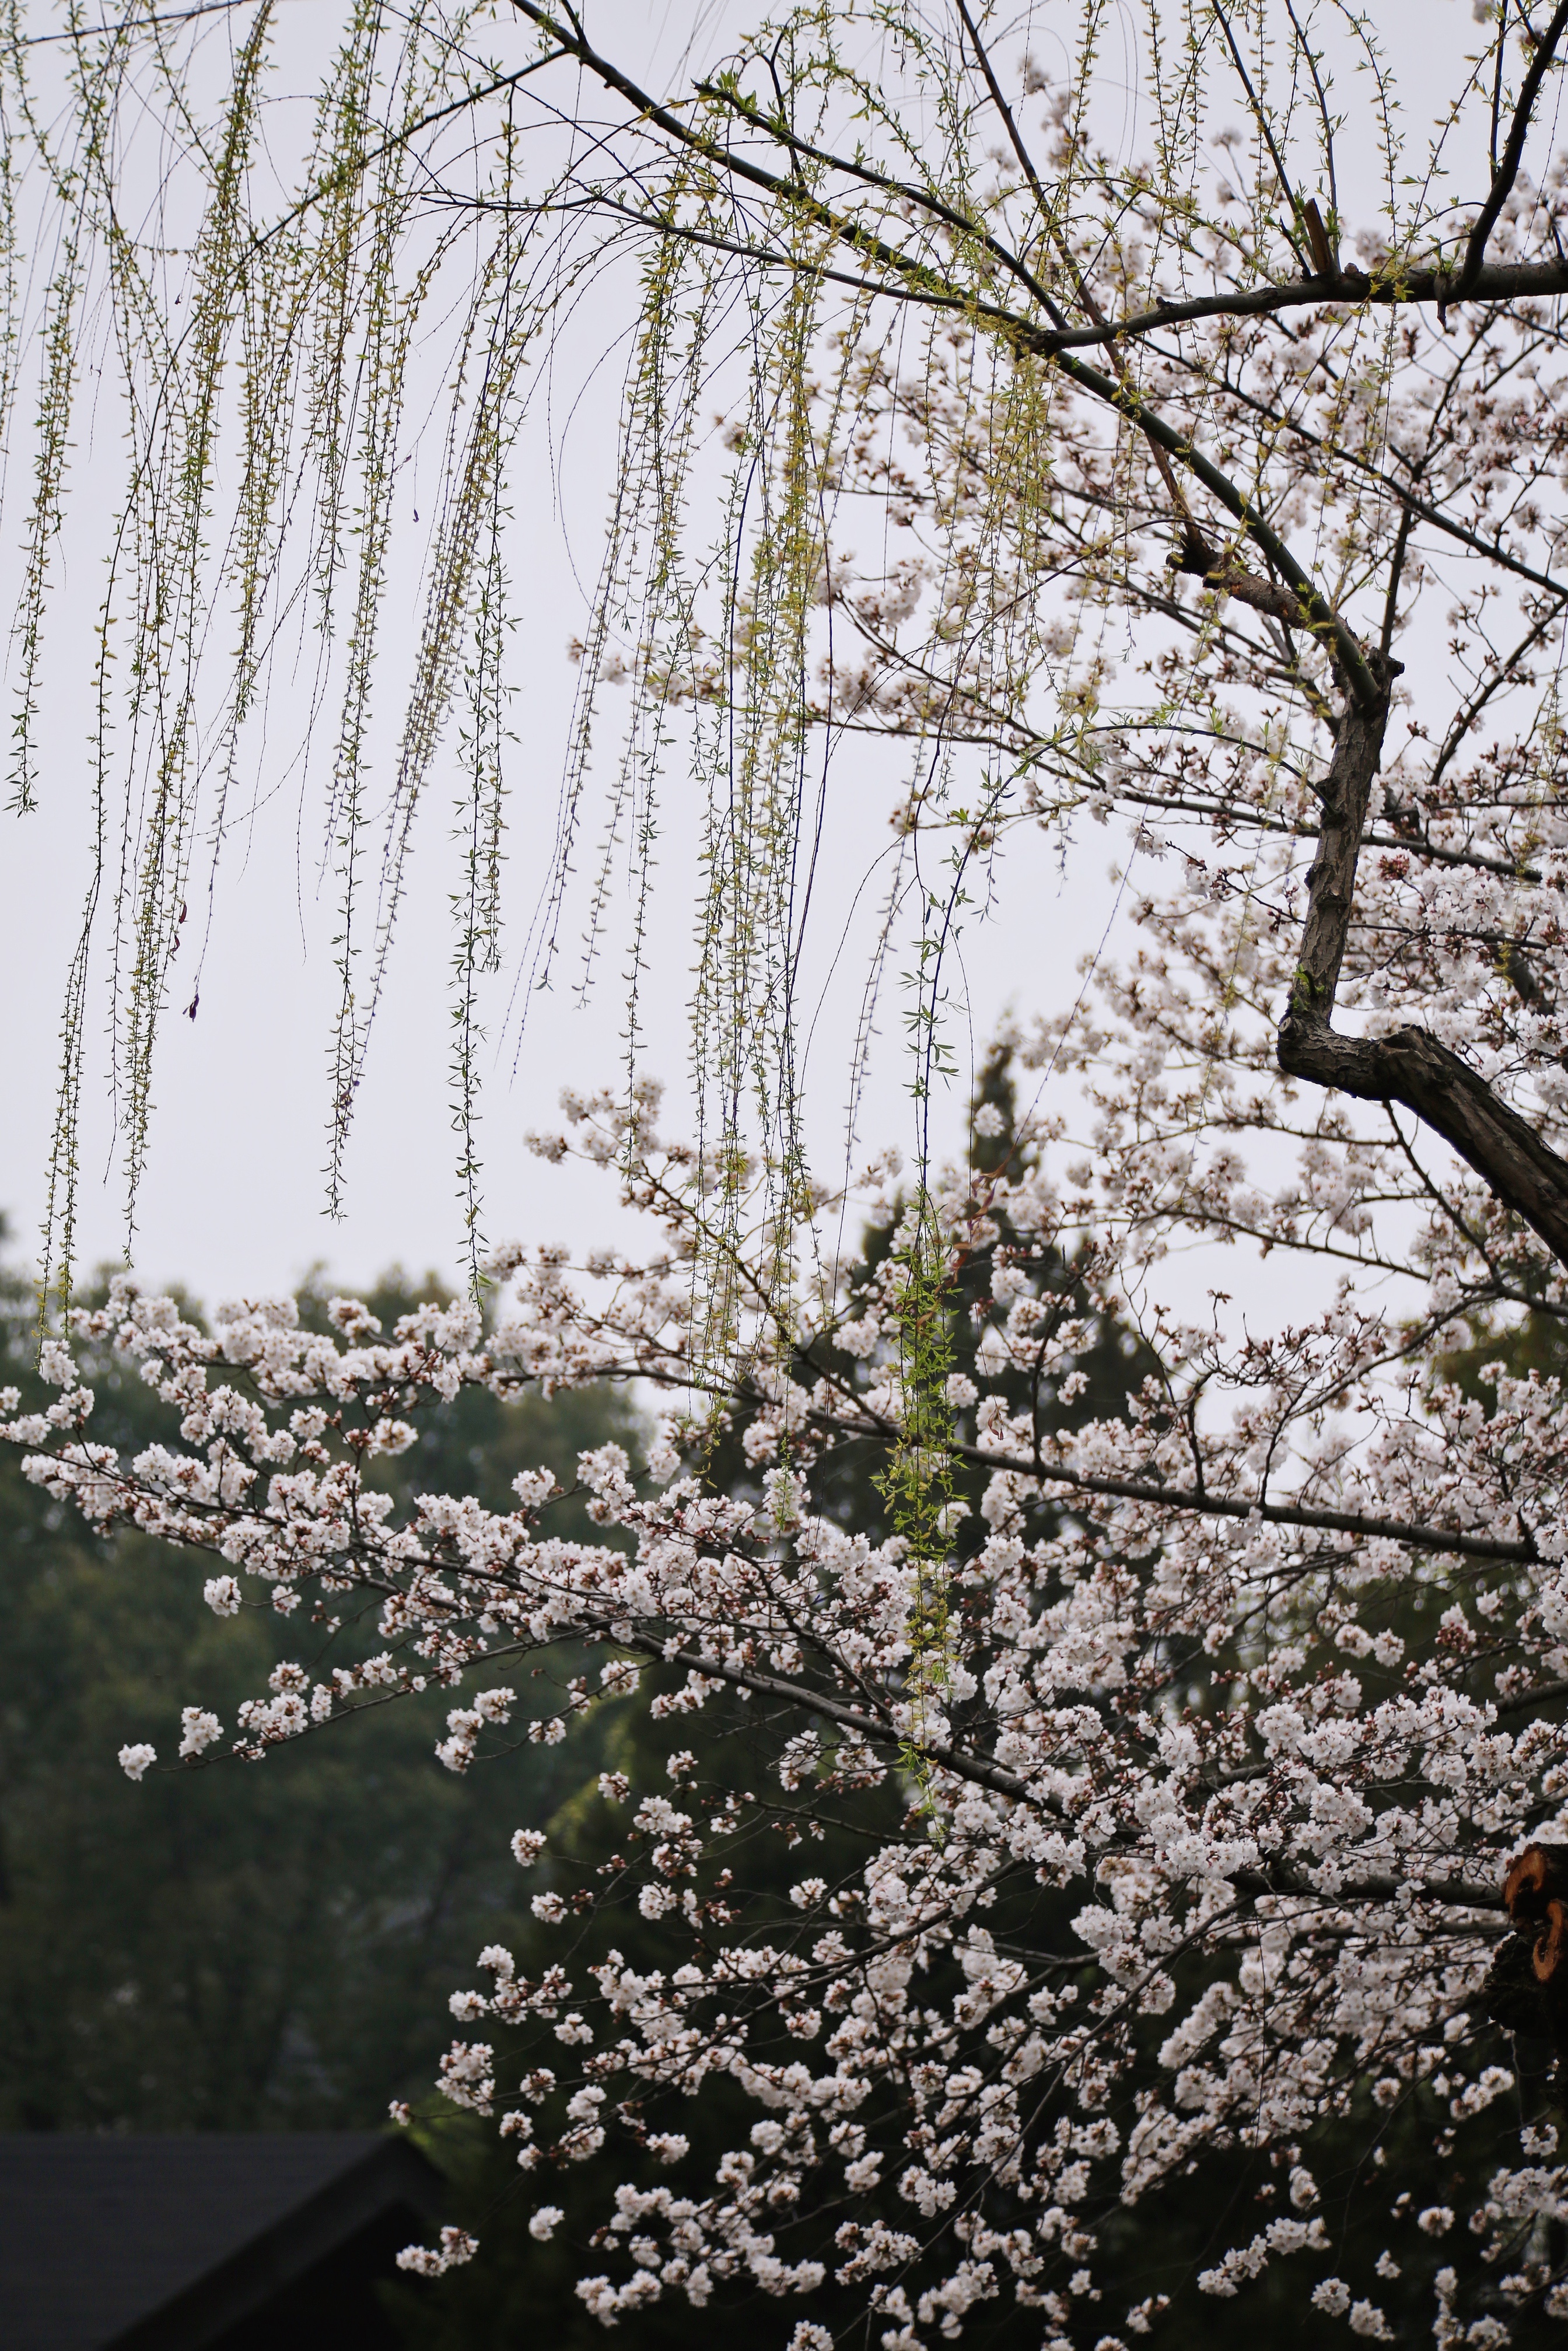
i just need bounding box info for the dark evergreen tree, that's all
[0,1243,640,2132]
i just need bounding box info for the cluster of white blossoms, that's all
[7,1055,1568,2344]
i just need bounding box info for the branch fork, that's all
[1275,646,1568,1268]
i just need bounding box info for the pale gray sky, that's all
[0,0,1487,1308]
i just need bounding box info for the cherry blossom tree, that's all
[16,0,1568,2343]
[1,1073,1562,2343]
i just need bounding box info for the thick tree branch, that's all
[1281,1018,1568,1267]
[615,1631,1034,1800]
[1030,256,1568,352]
[1274,649,1568,1268]
[1282,659,1401,992]
[509,0,1379,708]
[629,1640,1506,1913]
[509,0,1568,719]
[1454,0,1568,299]
[950,1439,1535,1566]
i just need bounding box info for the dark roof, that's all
[0,2133,444,2351]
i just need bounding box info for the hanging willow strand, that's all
[1,0,1497,1374]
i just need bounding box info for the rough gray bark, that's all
[1276,650,1568,1268]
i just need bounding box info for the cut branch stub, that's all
[1485,1843,1568,2070]
[1503,1842,1568,1953]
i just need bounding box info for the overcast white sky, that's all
[0,0,1486,1310]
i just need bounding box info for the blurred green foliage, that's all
[0,1244,641,2132]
